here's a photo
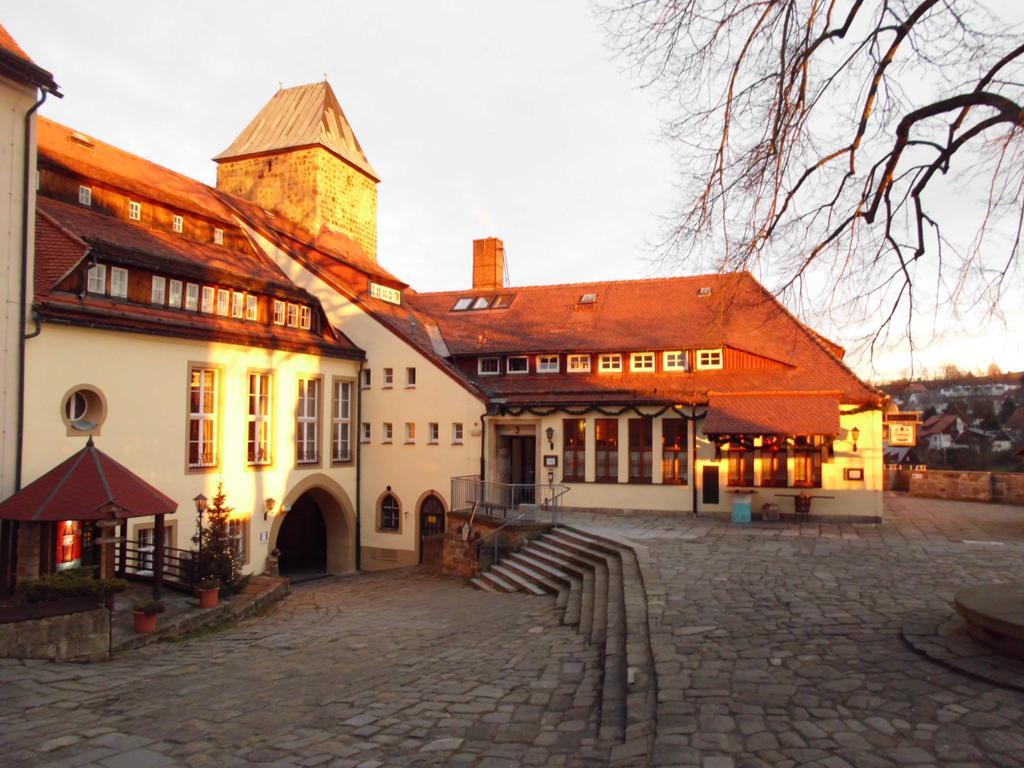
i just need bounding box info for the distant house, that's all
[991,430,1015,453]
[918,414,964,451]
[954,428,989,452]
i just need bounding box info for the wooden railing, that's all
[115,543,196,592]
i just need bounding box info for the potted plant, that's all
[132,599,165,634]
[195,577,221,609]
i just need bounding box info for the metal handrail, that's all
[474,505,537,567]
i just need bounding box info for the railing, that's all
[451,475,571,523]
[115,543,197,591]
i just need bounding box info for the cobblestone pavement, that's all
[568,494,1024,767]
[0,571,606,767]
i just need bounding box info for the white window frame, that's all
[696,348,723,370]
[216,289,230,317]
[382,422,393,443]
[86,264,106,294]
[227,518,249,564]
[110,267,128,298]
[296,377,321,465]
[537,355,560,374]
[213,228,224,245]
[286,303,298,327]
[507,356,529,374]
[630,352,656,372]
[151,276,166,305]
[128,200,141,221]
[331,380,352,464]
[382,367,394,388]
[598,353,622,373]
[185,283,199,311]
[172,215,183,233]
[567,354,591,373]
[478,357,500,376]
[406,367,417,387]
[78,185,91,206]
[246,372,272,467]
[188,366,218,468]
[245,294,258,321]
[231,292,245,319]
[201,286,215,313]
[452,422,464,444]
[273,299,286,325]
[360,422,371,443]
[404,422,416,444]
[361,369,371,389]
[168,279,183,308]
[663,350,688,371]
[428,422,439,444]
[299,306,311,330]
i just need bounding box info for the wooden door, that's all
[702,465,720,505]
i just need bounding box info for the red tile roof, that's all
[34,208,89,300]
[0,438,177,522]
[0,22,32,62]
[703,392,841,436]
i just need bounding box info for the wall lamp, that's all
[850,426,860,453]
[545,426,555,450]
[263,497,277,520]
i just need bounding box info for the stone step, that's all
[476,570,518,593]
[504,551,576,614]
[498,557,568,608]
[469,577,496,592]
[522,544,595,639]
[532,539,608,646]
[489,564,552,596]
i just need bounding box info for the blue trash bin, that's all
[731,493,752,524]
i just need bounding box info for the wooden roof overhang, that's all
[0,438,177,523]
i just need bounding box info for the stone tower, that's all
[214,81,380,260]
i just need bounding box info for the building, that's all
[1,70,887,590]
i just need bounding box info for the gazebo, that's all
[0,437,177,598]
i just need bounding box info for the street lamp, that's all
[545,426,555,451]
[850,426,860,453]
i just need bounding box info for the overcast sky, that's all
[6,1,1021,382]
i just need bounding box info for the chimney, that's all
[472,237,505,291]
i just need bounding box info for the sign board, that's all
[888,423,916,446]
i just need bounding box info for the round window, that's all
[60,386,106,434]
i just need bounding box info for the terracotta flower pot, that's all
[197,586,220,609]
[133,610,158,634]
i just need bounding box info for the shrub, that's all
[16,570,128,604]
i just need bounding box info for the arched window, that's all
[380,493,400,532]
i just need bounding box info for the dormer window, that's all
[478,357,500,376]
[128,201,141,221]
[216,289,230,316]
[369,282,402,305]
[172,215,184,233]
[452,297,473,311]
[151,276,166,305]
[201,286,215,314]
[598,353,622,373]
[299,306,311,330]
[168,280,182,308]
[507,356,529,374]
[286,303,298,327]
[630,352,656,372]
[185,283,199,311]
[110,267,128,298]
[231,292,244,319]
[213,228,224,245]
[245,294,258,321]
[537,355,559,373]
[273,300,286,325]
[86,264,106,294]
[78,186,92,206]
[567,354,591,373]
[663,350,688,371]
[696,348,723,370]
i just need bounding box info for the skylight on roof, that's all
[580,293,598,304]
[472,297,491,310]
[452,297,473,311]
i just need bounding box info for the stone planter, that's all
[196,586,220,609]
[133,610,158,634]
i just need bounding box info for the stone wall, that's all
[0,604,109,661]
[994,473,1024,505]
[440,529,480,578]
[908,470,1024,506]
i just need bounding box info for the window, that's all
[452,422,464,444]
[172,215,183,233]
[227,518,249,564]
[361,369,371,389]
[201,286,215,313]
[360,422,371,443]
[478,357,500,376]
[110,267,128,298]
[296,377,321,465]
[491,294,514,309]
[630,353,656,372]
[580,293,598,304]
[168,279,182,308]
[563,419,585,482]
[246,372,272,466]
[793,436,823,488]
[61,386,106,435]
[595,419,618,482]
[405,422,416,443]
[452,297,473,311]
[382,422,393,443]
[331,380,352,463]
[231,292,244,319]
[726,444,754,487]
[628,418,653,483]
[696,348,723,370]
[663,351,688,371]
[245,294,258,321]
[661,420,688,484]
[213,228,224,245]
[151,276,166,305]
[369,282,402,305]
[379,493,400,532]
[567,354,591,373]
[472,297,491,309]
[760,440,788,487]
[537,355,559,373]
[78,185,91,206]
[86,264,106,294]
[299,306,311,330]
[598,354,622,373]
[216,289,230,317]
[507,356,529,374]
[382,368,394,388]
[284,303,297,327]
[188,367,218,468]
[273,300,286,325]
[429,422,439,444]
[406,367,416,387]
[128,200,141,220]
[185,283,199,311]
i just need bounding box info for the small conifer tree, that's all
[193,483,242,590]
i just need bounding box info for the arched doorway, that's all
[275,492,327,576]
[418,494,446,563]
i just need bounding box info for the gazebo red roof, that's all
[0,438,177,522]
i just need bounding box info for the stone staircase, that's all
[471,526,656,765]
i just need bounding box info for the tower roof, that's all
[214,81,379,181]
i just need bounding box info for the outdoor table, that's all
[774,492,836,521]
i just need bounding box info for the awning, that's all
[0,437,177,522]
[704,392,840,436]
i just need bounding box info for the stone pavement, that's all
[566,493,1024,767]
[1,571,607,767]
